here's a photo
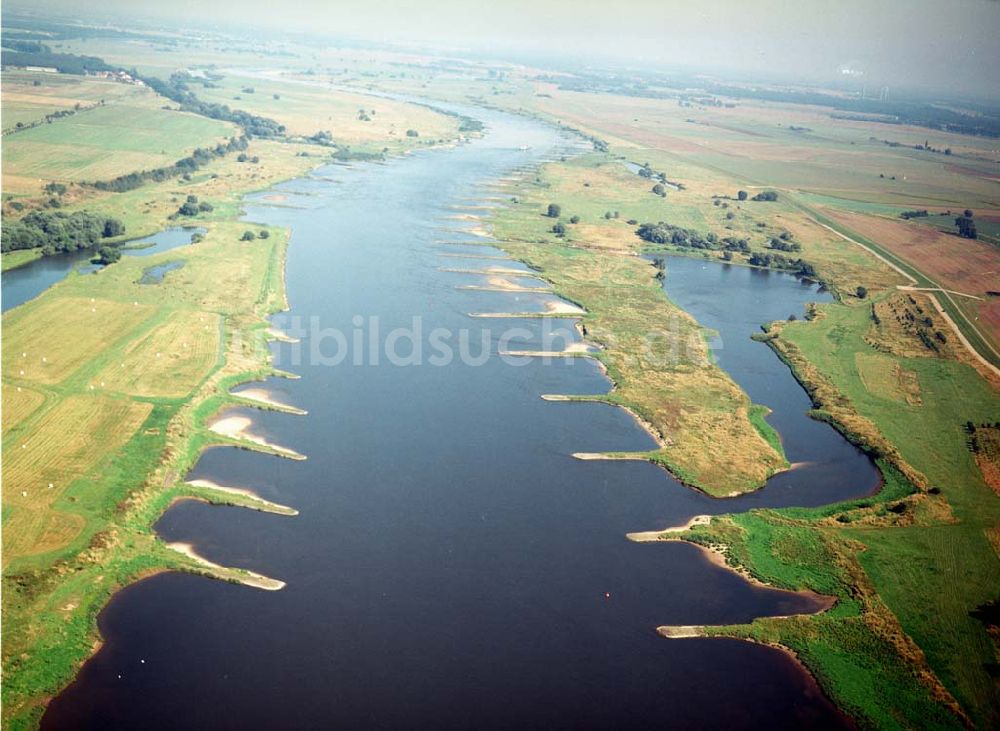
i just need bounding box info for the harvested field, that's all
[2,297,156,385]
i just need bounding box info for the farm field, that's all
[813,207,1000,362]
[194,71,461,148]
[1,70,144,132]
[2,296,156,385]
[95,309,222,398]
[3,99,237,195]
[2,394,154,565]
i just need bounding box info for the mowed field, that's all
[96,309,222,398]
[2,297,156,385]
[2,77,237,195]
[2,395,153,565]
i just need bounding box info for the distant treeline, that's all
[2,43,286,139]
[2,39,49,53]
[139,72,286,138]
[707,85,1000,138]
[537,70,1000,139]
[0,49,114,75]
[92,135,250,192]
[1,210,125,255]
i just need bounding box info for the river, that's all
[42,104,876,729]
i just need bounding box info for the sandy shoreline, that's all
[209,415,306,459]
[232,387,307,415]
[626,515,712,541]
[266,327,301,343]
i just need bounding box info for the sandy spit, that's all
[232,388,307,415]
[500,342,598,358]
[185,478,298,516]
[166,542,286,591]
[266,327,300,344]
[626,515,712,541]
[209,416,306,460]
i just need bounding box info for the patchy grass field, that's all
[774,301,1000,726]
[1,384,47,431]
[3,101,236,194]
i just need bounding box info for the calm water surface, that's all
[43,105,872,729]
[1,226,203,312]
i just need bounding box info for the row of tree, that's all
[93,136,249,193]
[139,72,285,138]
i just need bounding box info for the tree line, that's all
[0,48,114,75]
[1,210,125,255]
[92,135,249,193]
[140,72,286,138]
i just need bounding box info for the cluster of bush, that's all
[458,117,484,133]
[767,234,801,252]
[93,136,249,193]
[635,222,719,249]
[955,209,977,239]
[175,194,213,217]
[1,210,125,255]
[747,251,817,277]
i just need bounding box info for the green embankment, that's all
[667,300,1000,728]
[490,166,787,495]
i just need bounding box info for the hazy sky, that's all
[16,0,1000,98]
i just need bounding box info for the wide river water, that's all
[43,104,878,729]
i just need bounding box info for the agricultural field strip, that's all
[804,209,1000,375]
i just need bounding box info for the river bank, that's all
[1,113,471,728]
